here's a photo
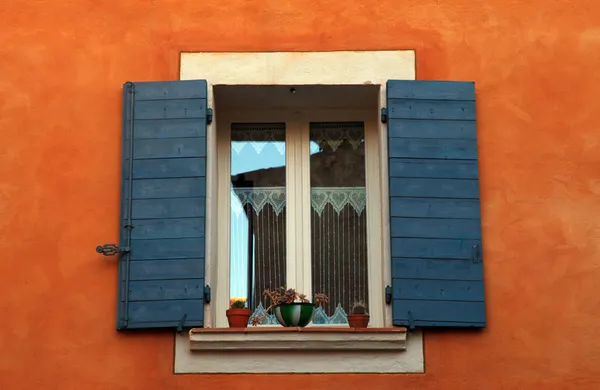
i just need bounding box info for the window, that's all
[214,85,384,327]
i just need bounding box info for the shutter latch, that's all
[177,313,188,334]
[407,311,415,330]
[385,285,392,304]
[381,107,388,123]
[204,285,211,303]
[96,244,130,256]
[206,108,213,125]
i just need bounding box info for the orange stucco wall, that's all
[1,0,600,389]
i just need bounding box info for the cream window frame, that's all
[216,108,383,327]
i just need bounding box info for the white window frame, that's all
[175,51,424,374]
[217,108,382,326]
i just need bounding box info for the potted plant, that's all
[226,297,251,328]
[348,301,369,328]
[251,287,329,327]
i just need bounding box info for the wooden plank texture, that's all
[387,80,475,101]
[389,158,478,179]
[391,238,481,260]
[388,100,476,120]
[127,300,204,324]
[118,79,207,330]
[388,138,478,159]
[129,238,205,260]
[126,177,206,199]
[392,300,485,326]
[128,259,204,281]
[392,279,484,301]
[389,178,480,199]
[386,80,485,328]
[124,279,204,301]
[390,198,480,219]
[131,198,206,219]
[130,119,206,139]
[391,258,484,281]
[388,119,476,139]
[130,218,205,240]
[133,80,208,101]
[131,157,206,179]
[391,217,481,239]
[127,137,207,159]
[135,99,206,120]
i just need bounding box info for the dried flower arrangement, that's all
[251,286,329,326]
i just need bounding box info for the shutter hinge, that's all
[204,285,211,303]
[96,244,130,257]
[407,311,415,330]
[472,244,481,263]
[385,285,392,304]
[177,313,188,334]
[206,108,213,125]
[381,107,388,123]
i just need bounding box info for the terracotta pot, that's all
[348,314,369,328]
[226,308,252,328]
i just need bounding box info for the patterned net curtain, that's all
[230,122,368,325]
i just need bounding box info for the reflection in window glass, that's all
[230,123,286,318]
[309,122,368,324]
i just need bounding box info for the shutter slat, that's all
[387,80,476,101]
[388,100,476,120]
[391,217,481,240]
[126,177,206,199]
[387,80,486,328]
[130,218,205,240]
[128,259,204,281]
[390,198,480,219]
[393,279,484,301]
[129,238,205,260]
[392,258,483,281]
[117,80,207,330]
[125,279,205,301]
[389,138,478,159]
[131,158,206,179]
[131,198,206,219]
[125,137,207,159]
[390,178,480,199]
[388,119,476,139]
[389,159,478,179]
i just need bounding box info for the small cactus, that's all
[351,301,368,315]
[230,297,247,309]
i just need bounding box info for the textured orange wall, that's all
[1,0,600,389]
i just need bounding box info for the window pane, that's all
[309,122,368,324]
[230,123,286,321]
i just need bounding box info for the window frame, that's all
[213,107,387,328]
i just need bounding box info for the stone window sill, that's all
[189,327,407,351]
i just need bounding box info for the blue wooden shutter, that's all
[387,80,486,328]
[117,80,208,330]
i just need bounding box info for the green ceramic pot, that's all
[273,303,315,327]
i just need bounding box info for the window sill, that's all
[189,327,407,352]
[176,327,423,373]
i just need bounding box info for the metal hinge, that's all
[204,285,211,303]
[472,244,481,263]
[381,107,388,123]
[206,108,213,125]
[96,244,130,256]
[385,285,392,304]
